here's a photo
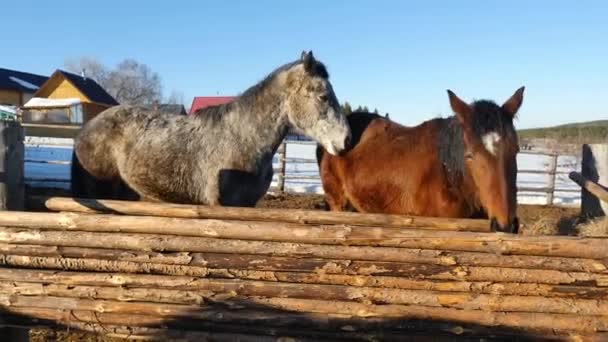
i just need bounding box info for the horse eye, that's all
[319,94,329,102]
[465,153,474,160]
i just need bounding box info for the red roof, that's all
[189,96,235,115]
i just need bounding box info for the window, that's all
[22,108,71,124]
[70,104,83,124]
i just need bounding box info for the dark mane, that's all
[437,117,465,186]
[469,100,515,138]
[437,100,516,184]
[193,59,329,123]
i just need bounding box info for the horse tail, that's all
[70,151,88,198]
[70,151,109,199]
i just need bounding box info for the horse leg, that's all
[320,172,350,211]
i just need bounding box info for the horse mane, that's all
[192,59,329,123]
[346,111,385,147]
[437,100,516,185]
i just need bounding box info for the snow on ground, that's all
[25,139,581,206]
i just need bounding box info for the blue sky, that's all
[4,1,607,129]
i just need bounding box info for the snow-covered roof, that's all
[0,104,17,114]
[8,76,39,91]
[0,67,48,92]
[23,97,81,108]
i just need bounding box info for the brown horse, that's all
[317,87,525,233]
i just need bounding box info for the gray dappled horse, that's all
[71,51,351,206]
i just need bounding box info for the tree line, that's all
[341,102,390,120]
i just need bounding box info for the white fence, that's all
[24,138,582,206]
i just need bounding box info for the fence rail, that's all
[25,139,580,205]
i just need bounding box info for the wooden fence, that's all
[1,197,607,340]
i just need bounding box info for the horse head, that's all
[281,51,351,155]
[447,87,525,233]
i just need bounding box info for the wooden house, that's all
[189,96,235,115]
[0,68,48,107]
[21,70,118,126]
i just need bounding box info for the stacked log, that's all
[0,197,606,341]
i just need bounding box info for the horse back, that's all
[319,113,454,215]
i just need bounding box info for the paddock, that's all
[0,196,605,341]
[1,122,608,341]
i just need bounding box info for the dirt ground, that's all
[21,191,581,341]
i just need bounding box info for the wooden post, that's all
[546,153,558,205]
[0,121,24,211]
[581,144,608,218]
[277,141,287,193]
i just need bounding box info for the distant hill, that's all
[518,120,608,143]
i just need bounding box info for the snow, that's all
[23,97,81,108]
[24,138,582,207]
[9,76,39,91]
[0,104,17,114]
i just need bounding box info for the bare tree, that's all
[65,57,164,105]
[64,56,108,85]
[106,59,162,105]
[166,90,185,105]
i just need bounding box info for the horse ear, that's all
[502,86,525,118]
[301,50,315,72]
[447,90,472,125]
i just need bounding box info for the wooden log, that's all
[1,271,607,315]
[571,172,608,206]
[0,210,496,247]
[3,296,607,333]
[1,251,607,288]
[34,196,491,232]
[0,315,608,342]
[0,217,606,259]
[0,314,553,342]
[0,320,327,342]
[581,144,608,217]
[246,297,608,333]
[0,296,598,340]
[0,222,608,259]
[2,242,606,275]
[0,121,24,211]
[3,268,608,302]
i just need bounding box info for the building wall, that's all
[35,77,88,102]
[0,89,22,106]
[83,102,111,122]
[21,92,35,105]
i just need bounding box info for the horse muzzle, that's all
[490,217,519,234]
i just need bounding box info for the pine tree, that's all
[342,102,353,115]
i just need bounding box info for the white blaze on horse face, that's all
[482,132,501,155]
